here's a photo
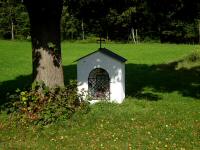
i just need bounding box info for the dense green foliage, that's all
[0,0,200,43]
[3,81,89,125]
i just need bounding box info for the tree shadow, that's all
[0,65,77,106]
[1,61,200,106]
[63,65,77,84]
[126,62,200,100]
[0,75,32,106]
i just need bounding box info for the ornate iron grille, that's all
[88,68,110,100]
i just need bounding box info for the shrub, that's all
[186,50,200,62]
[3,81,90,125]
[176,50,200,69]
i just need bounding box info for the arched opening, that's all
[88,68,110,100]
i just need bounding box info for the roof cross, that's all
[97,36,105,49]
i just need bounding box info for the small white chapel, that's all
[76,47,127,103]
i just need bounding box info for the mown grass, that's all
[0,40,200,149]
[0,97,200,149]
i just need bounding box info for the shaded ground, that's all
[1,59,199,106]
[126,62,200,100]
[0,65,76,106]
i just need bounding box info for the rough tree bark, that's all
[24,0,64,87]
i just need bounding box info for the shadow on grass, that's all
[126,62,200,100]
[0,65,77,106]
[0,61,199,106]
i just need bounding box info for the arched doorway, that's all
[88,68,110,100]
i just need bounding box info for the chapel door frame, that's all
[88,68,110,100]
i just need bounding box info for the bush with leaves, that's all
[4,81,90,125]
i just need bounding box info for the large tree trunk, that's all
[24,0,64,87]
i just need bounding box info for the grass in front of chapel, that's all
[0,40,200,149]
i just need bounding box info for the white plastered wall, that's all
[77,52,125,103]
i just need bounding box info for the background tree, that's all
[0,0,16,40]
[61,4,79,40]
[0,0,30,39]
[0,0,200,43]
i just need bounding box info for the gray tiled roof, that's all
[75,48,127,62]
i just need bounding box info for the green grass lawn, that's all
[0,40,200,149]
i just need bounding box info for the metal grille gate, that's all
[88,68,110,100]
